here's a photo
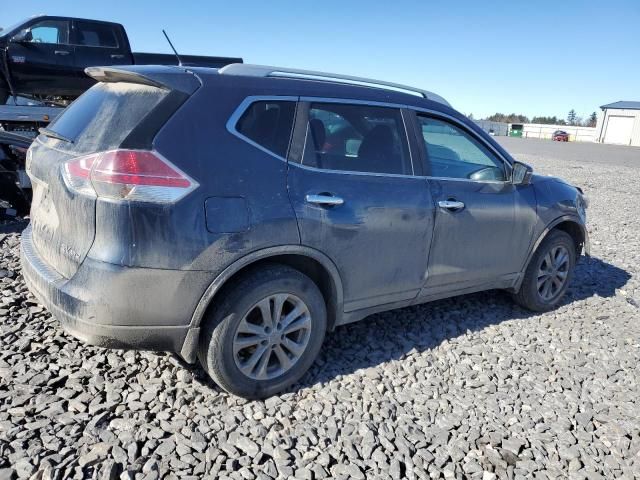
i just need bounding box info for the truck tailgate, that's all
[132,52,242,68]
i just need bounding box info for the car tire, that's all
[198,264,327,399]
[513,230,576,312]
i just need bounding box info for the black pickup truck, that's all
[0,15,242,104]
[0,15,241,213]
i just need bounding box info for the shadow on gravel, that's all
[177,257,630,396]
[295,256,631,391]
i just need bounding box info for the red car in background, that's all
[552,130,570,142]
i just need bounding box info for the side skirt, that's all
[336,273,521,327]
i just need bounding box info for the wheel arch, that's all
[553,219,588,257]
[514,215,588,291]
[180,246,344,363]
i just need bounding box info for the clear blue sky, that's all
[4,1,639,120]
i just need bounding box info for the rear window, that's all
[235,101,296,158]
[74,21,119,48]
[47,82,168,154]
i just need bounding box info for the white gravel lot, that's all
[0,138,638,480]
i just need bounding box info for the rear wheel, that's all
[198,265,327,398]
[513,230,576,312]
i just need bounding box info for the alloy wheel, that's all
[232,293,312,380]
[536,245,570,301]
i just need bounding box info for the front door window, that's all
[27,20,69,45]
[417,116,506,181]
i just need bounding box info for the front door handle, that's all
[305,194,344,207]
[54,50,70,56]
[438,199,465,211]
[110,54,125,59]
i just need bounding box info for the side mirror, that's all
[11,29,30,43]
[511,161,533,185]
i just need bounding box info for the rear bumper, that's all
[20,225,213,357]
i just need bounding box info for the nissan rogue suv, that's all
[21,64,589,398]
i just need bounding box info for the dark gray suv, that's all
[21,64,589,398]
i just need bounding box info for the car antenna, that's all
[162,30,183,67]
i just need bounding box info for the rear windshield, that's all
[47,82,168,154]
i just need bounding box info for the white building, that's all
[595,101,640,146]
[474,121,596,142]
[516,123,596,142]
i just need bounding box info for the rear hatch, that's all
[27,67,199,278]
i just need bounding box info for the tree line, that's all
[477,110,598,127]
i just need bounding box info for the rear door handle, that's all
[110,54,125,59]
[305,194,344,207]
[438,199,465,211]
[54,50,70,56]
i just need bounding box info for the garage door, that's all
[603,116,634,145]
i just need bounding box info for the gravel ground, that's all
[1,140,639,480]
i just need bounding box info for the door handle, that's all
[54,50,70,56]
[110,54,125,59]
[305,194,344,207]
[438,199,465,211]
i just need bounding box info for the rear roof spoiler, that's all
[85,65,201,95]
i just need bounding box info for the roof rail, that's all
[218,64,451,107]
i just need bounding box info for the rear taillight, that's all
[64,154,97,197]
[62,150,198,203]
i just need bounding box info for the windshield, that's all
[0,18,30,37]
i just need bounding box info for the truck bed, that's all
[0,104,63,137]
[133,52,243,68]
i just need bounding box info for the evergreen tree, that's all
[567,109,577,126]
[486,113,530,123]
[532,116,560,125]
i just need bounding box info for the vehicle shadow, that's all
[187,256,631,397]
[298,256,631,391]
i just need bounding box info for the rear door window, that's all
[46,82,168,154]
[301,103,412,175]
[74,21,119,48]
[235,100,296,158]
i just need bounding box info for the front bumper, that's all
[20,225,213,356]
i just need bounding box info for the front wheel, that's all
[198,265,327,399]
[513,230,576,312]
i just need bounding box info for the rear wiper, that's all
[38,127,74,144]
